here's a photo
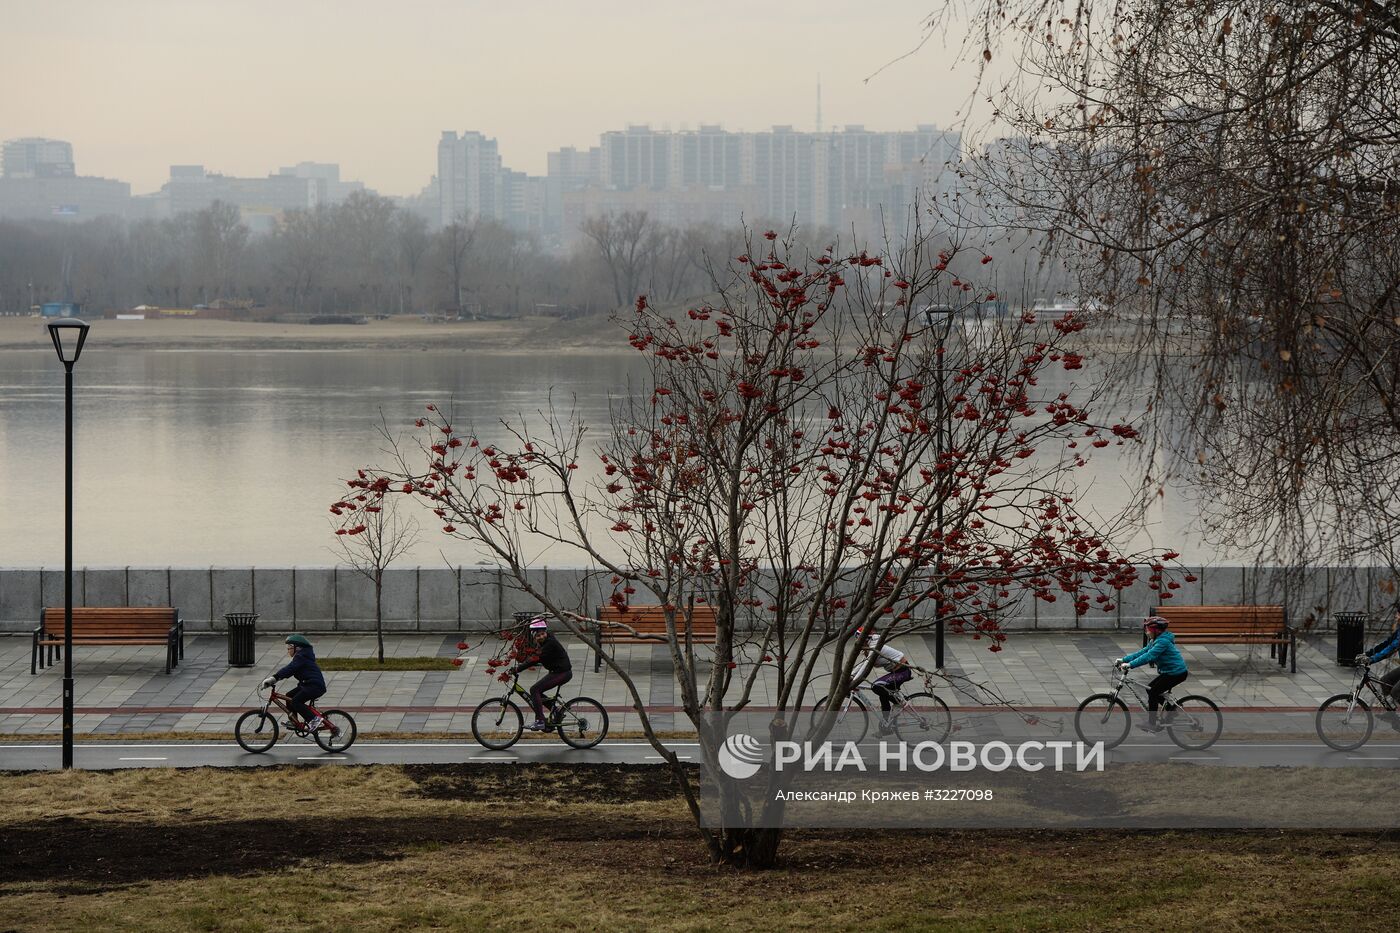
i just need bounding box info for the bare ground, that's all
[0,763,1397,930]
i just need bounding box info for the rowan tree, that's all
[354,220,1178,867]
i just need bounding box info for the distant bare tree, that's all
[274,207,332,313]
[330,483,420,664]
[190,201,248,303]
[645,225,700,304]
[395,212,431,315]
[681,222,745,286]
[338,191,399,313]
[581,210,659,307]
[435,214,479,314]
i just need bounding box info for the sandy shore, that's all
[0,313,634,353]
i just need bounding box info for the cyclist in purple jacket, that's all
[511,617,573,732]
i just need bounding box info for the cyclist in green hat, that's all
[263,633,327,732]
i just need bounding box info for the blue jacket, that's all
[274,646,326,691]
[1367,630,1400,663]
[1123,631,1187,676]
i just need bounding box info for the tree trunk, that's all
[375,574,384,663]
[717,827,784,869]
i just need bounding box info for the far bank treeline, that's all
[0,196,730,318]
[0,197,736,319]
[0,194,1073,320]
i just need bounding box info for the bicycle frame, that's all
[838,679,918,720]
[1103,668,1184,715]
[498,675,571,721]
[1346,665,1394,711]
[259,685,326,729]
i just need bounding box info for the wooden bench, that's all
[592,604,718,671]
[1151,605,1295,672]
[32,607,184,675]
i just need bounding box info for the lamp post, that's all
[927,304,960,671]
[48,318,89,769]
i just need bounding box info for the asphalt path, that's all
[4,739,1400,771]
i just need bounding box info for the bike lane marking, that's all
[0,741,707,750]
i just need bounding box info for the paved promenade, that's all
[0,629,1364,739]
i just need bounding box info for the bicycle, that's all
[471,672,608,750]
[1316,657,1400,751]
[809,674,952,744]
[235,683,358,754]
[1074,665,1222,750]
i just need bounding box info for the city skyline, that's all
[0,0,981,196]
[0,121,964,247]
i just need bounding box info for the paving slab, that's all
[0,630,1364,739]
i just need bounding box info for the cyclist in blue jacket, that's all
[1358,610,1400,723]
[1115,616,1188,733]
[263,633,327,733]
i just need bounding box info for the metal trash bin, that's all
[225,612,259,667]
[1336,611,1367,666]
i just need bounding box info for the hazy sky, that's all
[1,0,982,196]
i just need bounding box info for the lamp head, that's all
[47,319,89,367]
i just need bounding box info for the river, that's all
[0,347,1205,567]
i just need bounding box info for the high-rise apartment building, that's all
[544,146,601,237]
[599,125,673,190]
[431,123,959,244]
[438,130,504,227]
[1,138,75,178]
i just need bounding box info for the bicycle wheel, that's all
[313,710,358,753]
[1074,694,1131,749]
[234,710,279,753]
[557,697,609,749]
[472,698,524,750]
[809,693,870,744]
[1165,695,1222,750]
[891,692,952,744]
[1316,694,1373,751]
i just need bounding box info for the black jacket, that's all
[518,634,571,674]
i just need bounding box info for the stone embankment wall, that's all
[0,565,1391,634]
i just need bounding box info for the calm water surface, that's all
[0,348,1208,567]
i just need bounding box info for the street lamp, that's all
[926,304,960,671]
[48,318,89,769]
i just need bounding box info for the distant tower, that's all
[816,75,823,133]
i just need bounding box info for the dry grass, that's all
[1,765,1397,931]
[0,764,683,826]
